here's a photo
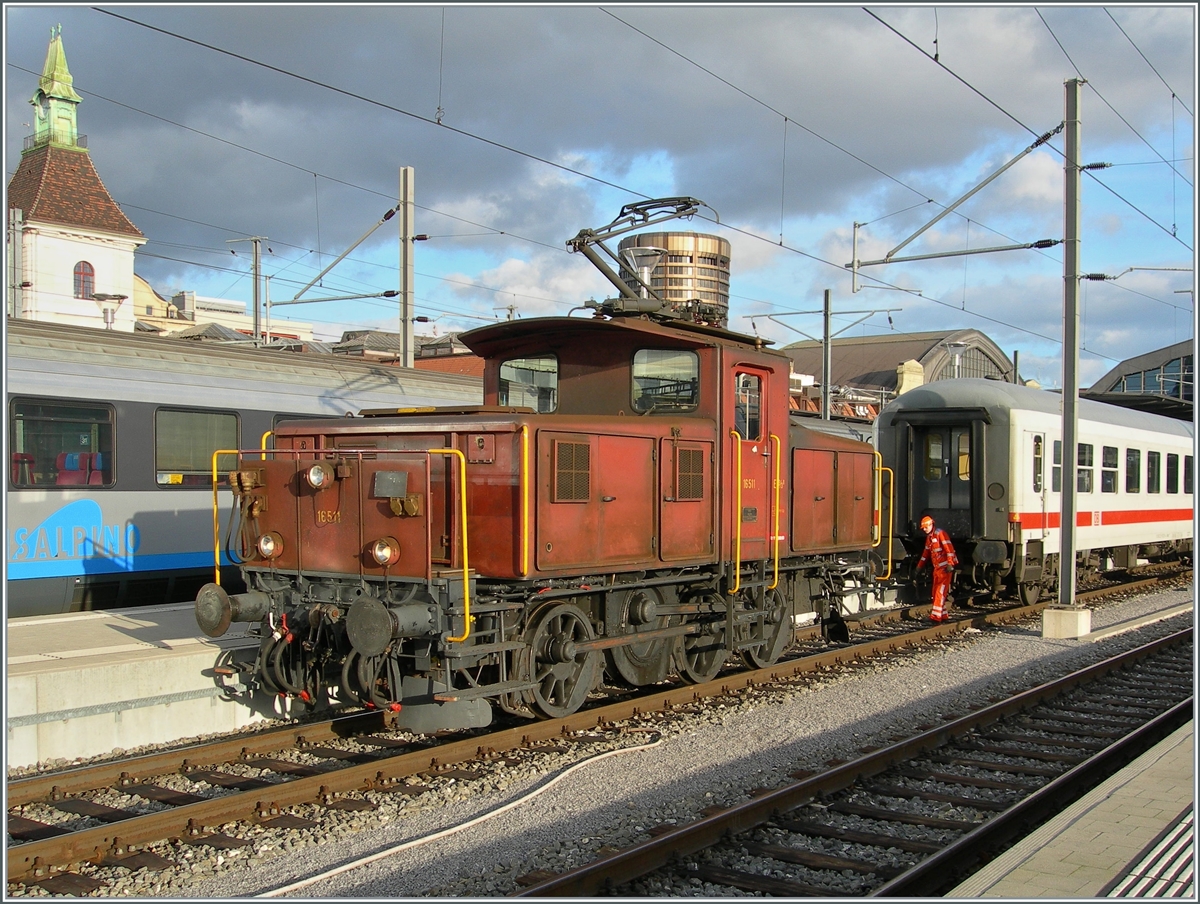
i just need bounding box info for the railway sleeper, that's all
[690,863,856,897]
[770,818,943,855]
[740,841,904,878]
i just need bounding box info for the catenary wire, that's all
[1035,9,1191,187]
[1104,7,1194,118]
[6,62,568,255]
[863,7,1194,252]
[91,8,652,200]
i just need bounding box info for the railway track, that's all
[515,628,1194,896]
[6,568,1189,893]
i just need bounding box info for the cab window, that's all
[499,355,557,413]
[632,350,699,412]
[156,408,238,488]
[9,398,115,488]
[733,373,761,439]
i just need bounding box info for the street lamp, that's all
[943,341,969,378]
[91,293,128,330]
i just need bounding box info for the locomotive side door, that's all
[729,368,772,562]
[910,424,972,538]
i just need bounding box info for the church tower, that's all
[7,24,146,330]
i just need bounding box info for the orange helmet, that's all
[920,515,934,533]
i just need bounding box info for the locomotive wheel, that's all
[604,587,674,687]
[1018,581,1041,606]
[674,594,727,684]
[525,603,600,719]
[740,589,790,670]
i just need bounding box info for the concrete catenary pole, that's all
[399,166,415,368]
[251,237,261,340]
[822,289,832,420]
[1046,77,1089,638]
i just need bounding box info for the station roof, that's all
[782,328,1015,391]
[1084,339,1193,422]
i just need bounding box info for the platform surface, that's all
[6,602,254,671]
[950,721,1195,898]
[6,602,267,768]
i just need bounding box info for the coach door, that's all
[912,425,972,537]
[729,369,772,561]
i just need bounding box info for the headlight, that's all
[306,461,335,489]
[371,537,400,566]
[258,531,284,559]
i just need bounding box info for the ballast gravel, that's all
[7,586,1193,898]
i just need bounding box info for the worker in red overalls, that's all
[916,515,958,622]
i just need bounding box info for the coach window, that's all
[925,434,944,480]
[1185,456,1194,495]
[1166,453,1179,494]
[632,350,699,413]
[9,399,114,488]
[956,433,970,480]
[1077,443,1093,493]
[1101,446,1118,493]
[1147,451,1161,493]
[499,355,557,413]
[1125,449,1141,493]
[155,408,238,488]
[1032,436,1044,493]
[1052,440,1062,493]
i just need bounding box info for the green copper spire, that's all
[30,24,83,149]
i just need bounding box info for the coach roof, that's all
[882,378,1194,438]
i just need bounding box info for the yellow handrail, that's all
[872,449,883,546]
[260,430,273,452]
[769,433,781,590]
[728,429,743,595]
[429,448,472,642]
[872,450,895,581]
[211,448,240,586]
[520,425,530,577]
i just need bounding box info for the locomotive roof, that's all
[882,378,1194,437]
[461,315,772,358]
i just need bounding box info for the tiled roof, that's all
[413,355,485,378]
[6,144,143,238]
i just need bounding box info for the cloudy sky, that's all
[5,4,1195,386]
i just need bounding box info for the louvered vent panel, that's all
[555,441,590,502]
[677,448,704,500]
